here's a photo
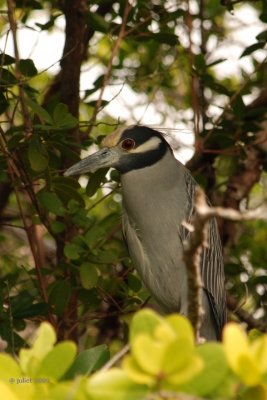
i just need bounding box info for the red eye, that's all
[121,138,136,151]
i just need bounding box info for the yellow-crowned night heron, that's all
[65,125,226,340]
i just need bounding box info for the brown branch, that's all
[59,0,88,146]
[197,197,267,222]
[0,134,56,328]
[184,186,267,340]
[88,1,132,132]
[227,294,266,332]
[183,188,207,340]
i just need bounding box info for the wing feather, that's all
[182,169,227,337]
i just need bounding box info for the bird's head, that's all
[64,125,170,177]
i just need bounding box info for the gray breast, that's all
[121,150,189,313]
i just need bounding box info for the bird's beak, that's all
[64,147,119,177]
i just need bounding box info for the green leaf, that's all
[64,243,84,260]
[194,54,206,72]
[48,280,72,316]
[12,302,48,319]
[86,168,109,197]
[152,33,178,46]
[52,176,81,189]
[53,103,78,129]
[87,13,109,33]
[128,274,142,293]
[232,95,246,118]
[0,354,21,381]
[37,189,65,216]
[19,59,38,77]
[0,382,20,400]
[0,91,9,114]
[0,52,15,65]
[80,263,99,289]
[180,343,228,396]
[26,97,53,124]
[88,368,148,400]
[256,29,267,42]
[19,322,56,375]
[50,220,66,234]
[35,14,59,31]
[36,341,77,380]
[240,42,266,58]
[207,58,226,68]
[28,138,49,172]
[131,333,165,375]
[54,183,85,207]
[90,249,119,264]
[45,382,85,400]
[64,344,110,379]
[130,309,163,343]
[52,176,83,205]
[85,225,106,248]
[0,68,16,85]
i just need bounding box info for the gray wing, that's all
[181,169,227,338]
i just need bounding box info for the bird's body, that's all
[121,148,189,314]
[65,125,226,340]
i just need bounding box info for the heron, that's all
[64,125,226,340]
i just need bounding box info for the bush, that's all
[1,309,267,400]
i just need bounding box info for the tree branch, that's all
[227,294,267,332]
[184,186,267,338]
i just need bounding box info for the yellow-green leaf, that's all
[19,322,56,375]
[237,354,261,386]
[162,337,193,374]
[166,355,203,386]
[180,343,228,396]
[0,354,21,381]
[251,335,267,373]
[88,368,148,400]
[132,334,164,375]
[28,139,49,172]
[223,323,249,372]
[80,263,99,289]
[0,382,19,400]
[166,314,194,347]
[122,356,156,386]
[36,341,77,380]
[130,309,163,344]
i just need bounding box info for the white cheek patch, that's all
[131,136,162,153]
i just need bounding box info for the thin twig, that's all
[185,0,201,148]
[5,281,15,357]
[101,344,130,371]
[203,56,267,145]
[88,1,132,132]
[0,133,56,328]
[227,294,266,332]
[6,0,32,134]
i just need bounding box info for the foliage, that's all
[1,309,267,400]
[0,0,267,397]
